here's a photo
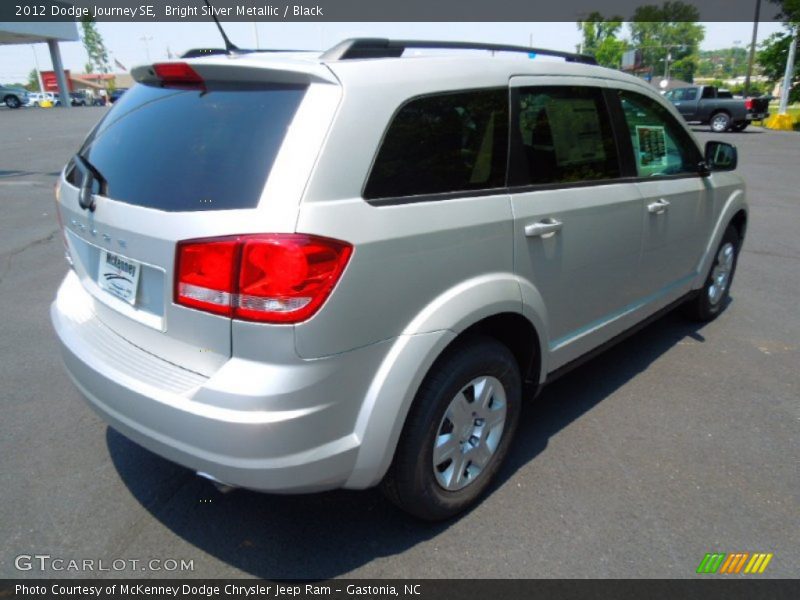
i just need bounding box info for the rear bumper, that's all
[51,271,397,493]
[746,112,769,121]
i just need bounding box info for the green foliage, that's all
[576,12,629,68]
[577,12,624,55]
[629,1,705,82]
[26,69,40,92]
[758,30,800,103]
[595,37,630,68]
[696,47,750,79]
[80,18,110,75]
[770,0,800,24]
[728,81,771,95]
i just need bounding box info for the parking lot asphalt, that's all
[0,106,798,579]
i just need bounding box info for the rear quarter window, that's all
[364,88,509,200]
[70,82,307,212]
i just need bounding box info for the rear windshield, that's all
[68,82,307,211]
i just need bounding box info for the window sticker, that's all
[545,99,606,166]
[635,125,667,167]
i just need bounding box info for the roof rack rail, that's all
[180,47,313,59]
[181,48,229,58]
[320,38,597,65]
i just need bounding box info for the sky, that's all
[0,21,789,84]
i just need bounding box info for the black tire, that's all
[731,121,748,132]
[4,95,21,109]
[682,225,741,322]
[710,111,731,133]
[382,336,522,521]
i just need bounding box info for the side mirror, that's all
[704,141,738,172]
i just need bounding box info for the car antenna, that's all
[203,0,240,54]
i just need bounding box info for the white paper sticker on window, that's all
[545,99,606,167]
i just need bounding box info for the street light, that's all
[140,34,154,62]
[30,45,44,92]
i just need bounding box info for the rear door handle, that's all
[525,218,563,238]
[647,199,670,214]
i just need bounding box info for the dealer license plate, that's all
[97,249,141,305]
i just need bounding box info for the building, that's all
[0,20,79,107]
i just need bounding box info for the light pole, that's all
[30,44,44,92]
[640,44,686,85]
[664,51,672,81]
[778,26,798,115]
[140,35,153,62]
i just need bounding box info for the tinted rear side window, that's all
[364,89,508,200]
[513,86,620,186]
[71,83,306,211]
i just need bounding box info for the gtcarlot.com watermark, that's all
[15,554,194,573]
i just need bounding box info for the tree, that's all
[80,18,110,75]
[758,31,799,102]
[576,12,628,68]
[696,47,749,79]
[26,69,40,92]
[577,12,624,54]
[628,1,705,82]
[770,0,800,24]
[595,37,629,69]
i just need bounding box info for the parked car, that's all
[108,87,128,103]
[664,85,769,132]
[69,91,88,106]
[51,39,747,520]
[28,91,56,107]
[1,85,30,109]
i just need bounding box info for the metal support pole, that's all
[778,27,797,115]
[47,39,71,108]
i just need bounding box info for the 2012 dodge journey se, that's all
[51,39,747,520]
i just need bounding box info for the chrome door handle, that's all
[647,199,670,214]
[525,218,563,238]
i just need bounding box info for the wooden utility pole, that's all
[743,0,761,97]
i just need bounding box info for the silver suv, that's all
[51,39,747,520]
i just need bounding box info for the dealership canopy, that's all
[0,21,79,107]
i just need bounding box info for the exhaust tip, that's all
[197,471,237,494]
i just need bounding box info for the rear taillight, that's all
[153,62,204,88]
[175,234,352,323]
[745,98,753,110]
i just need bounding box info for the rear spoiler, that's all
[131,58,338,87]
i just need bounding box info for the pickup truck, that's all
[664,85,770,132]
[0,84,30,109]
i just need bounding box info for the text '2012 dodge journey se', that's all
[51,39,747,520]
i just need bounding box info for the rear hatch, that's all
[55,57,340,375]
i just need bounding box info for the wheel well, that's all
[731,209,747,240]
[451,313,541,384]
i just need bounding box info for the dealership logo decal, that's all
[696,552,773,574]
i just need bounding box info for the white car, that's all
[27,92,56,107]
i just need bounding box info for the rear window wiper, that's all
[72,153,107,211]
